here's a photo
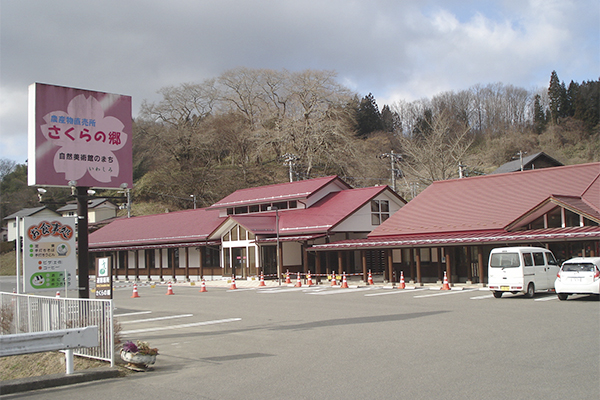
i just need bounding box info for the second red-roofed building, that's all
[89,176,406,282]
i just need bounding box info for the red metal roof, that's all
[210,176,349,208]
[89,208,225,249]
[369,163,600,238]
[312,226,600,250]
[277,186,392,234]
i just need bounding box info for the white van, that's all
[488,246,559,298]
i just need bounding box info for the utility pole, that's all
[515,151,527,171]
[379,150,402,192]
[281,153,298,182]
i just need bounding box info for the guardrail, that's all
[0,292,114,366]
[0,326,99,374]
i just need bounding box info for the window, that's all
[523,253,533,266]
[238,226,247,241]
[145,250,155,268]
[234,206,248,214]
[249,205,259,213]
[371,200,390,225]
[564,209,580,227]
[547,207,561,228]
[533,252,545,266]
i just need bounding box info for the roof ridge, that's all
[228,175,338,193]
[435,161,600,184]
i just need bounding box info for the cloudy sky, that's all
[1,0,598,164]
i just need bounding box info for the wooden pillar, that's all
[387,249,393,282]
[437,248,443,282]
[147,250,151,281]
[159,248,163,281]
[477,247,485,285]
[337,251,343,275]
[124,251,129,281]
[415,248,422,284]
[466,246,472,283]
[199,247,204,279]
[171,249,176,281]
[185,247,190,281]
[302,243,308,274]
[361,250,367,282]
[134,250,140,281]
[315,252,322,283]
[445,247,452,285]
[409,248,415,282]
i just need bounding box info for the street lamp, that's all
[267,206,281,285]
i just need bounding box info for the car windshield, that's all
[490,253,520,268]
[561,263,596,272]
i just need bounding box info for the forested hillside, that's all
[1,69,598,219]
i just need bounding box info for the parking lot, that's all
[3,281,599,400]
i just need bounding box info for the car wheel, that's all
[557,293,568,301]
[525,283,535,298]
[493,291,503,298]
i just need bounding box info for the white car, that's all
[554,257,600,300]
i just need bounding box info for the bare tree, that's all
[395,111,474,189]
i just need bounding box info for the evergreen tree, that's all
[548,70,566,124]
[381,104,401,133]
[356,93,383,138]
[533,94,546,134]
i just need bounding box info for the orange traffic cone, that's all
[131,284,140,298]
[285,270,291,284]
[368,270,374,285]
[200,278,207,292]
[166,282,175,295]
[306,271,313,286]
[230,276,237,290]
[259,271,266,287]
[295,273,302,287]
[55,291,60,298]
[330,272,337,286]
[341,272,349,288]
[441,271,450,290]
[397,271,406,289]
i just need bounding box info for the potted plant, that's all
[120,340,159,370]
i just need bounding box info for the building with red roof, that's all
[89,176,405,282]
[311,163,600,285]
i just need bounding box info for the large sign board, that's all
[28,83,132,189]
[23,216,77,293]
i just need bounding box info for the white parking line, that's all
[534,296,558,302]
[308,287,376,295]
[257,287,306,293]
[115,311,152,317]
[365,288,427,297]
[470,294,494,300]
[121,318,242,335]
[414,289,477,298]
[120,314,193,324]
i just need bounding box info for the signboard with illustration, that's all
[28,83,132,189]
[23,216,77,293]
[95,257,112,299]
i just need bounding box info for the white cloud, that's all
[1,0,598,163]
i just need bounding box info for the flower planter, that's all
[120,350,157,370]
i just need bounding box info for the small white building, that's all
[56,198,118,223]
[3,206,61,242]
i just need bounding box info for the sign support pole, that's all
[77,187,90,299]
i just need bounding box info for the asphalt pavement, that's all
[1,277,598,399]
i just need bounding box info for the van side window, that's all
[533,252,545,266]
[545,252,558,266]
[523,253,533,266]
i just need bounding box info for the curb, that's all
[0,367,122,395]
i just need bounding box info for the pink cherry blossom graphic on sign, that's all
[40,94,128,183]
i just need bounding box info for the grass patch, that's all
[0,250,16,276]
